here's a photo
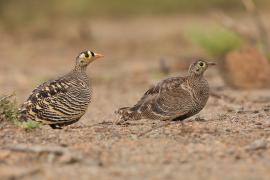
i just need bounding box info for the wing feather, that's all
[19,76,71,121]
[130,76,185,111]
[129,76,194,120]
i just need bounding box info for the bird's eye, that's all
[199,62,204,66]
[85,53,89,58]
[90,51,95,57]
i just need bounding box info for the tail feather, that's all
[115,107,142,122]
[17,107,28,121]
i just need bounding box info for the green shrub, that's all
[0,94,19,122]
[0,94,40,130]
[186,26,244,57]
[19,120,41,129]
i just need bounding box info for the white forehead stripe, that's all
[79,53,85,58]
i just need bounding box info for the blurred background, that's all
[0,0,270,101]
[1,1,270,179]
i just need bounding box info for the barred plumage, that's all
[116,60,215,123]
[19,50,104,128]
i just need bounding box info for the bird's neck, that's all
[74,65,87,72]
[188,73,203,83]
[72,66,89,80]
[71,67,89,85]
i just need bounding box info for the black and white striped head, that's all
[76,50,104,67]
[189,60,216,75]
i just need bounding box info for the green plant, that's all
[19,120,41,129]
[186,26,244,57]
[0,94,19,122]
[0,94,41,130]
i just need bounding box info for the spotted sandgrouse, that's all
[116,60,215,123]
[19,50,104,128]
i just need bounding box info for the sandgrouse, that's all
[116,60,215,123]
[19,50,104,129]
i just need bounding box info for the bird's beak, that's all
[207,62,216,66]
[94,53,105,60]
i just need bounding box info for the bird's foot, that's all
[194,116,206,122]
[49,124,63,129]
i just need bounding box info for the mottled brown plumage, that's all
[19,50,104,128]
[116,60,215,123]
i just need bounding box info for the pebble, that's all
[245,139,267,151]
[254,122,262,125]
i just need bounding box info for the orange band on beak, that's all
[94,53,105,59]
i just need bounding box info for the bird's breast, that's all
[185,78,210,111]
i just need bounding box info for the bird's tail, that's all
[17,107,28,122]
[115,107,141,123]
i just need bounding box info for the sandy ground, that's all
[0,15,270,180]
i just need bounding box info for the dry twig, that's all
[213,11,256,44]
[0,94,14,103]
[215,0,269,55]
[3,144,69,154]
[8,168,42,180]
[87,121,114,128]
[241,0,270,54]
[2,144,84,164]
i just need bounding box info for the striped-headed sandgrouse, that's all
[19,50,104,129]
[116,60,215,123]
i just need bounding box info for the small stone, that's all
[226,108,234,112]
[264,122,270,128]
[245,139,267,151]
[234,154,241,160]
[236,109,246,114]
[263,108,269,112]
[0,150,10,159]
[227,148,236,155]
[59,153,78,164]
[195,117,206,122]
[255,122,262,126]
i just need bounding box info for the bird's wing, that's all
[30,79,69,102]
[146,76,185,95]
[128,76,195,120]
[130,76,186,111]
[20,76,72,115]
